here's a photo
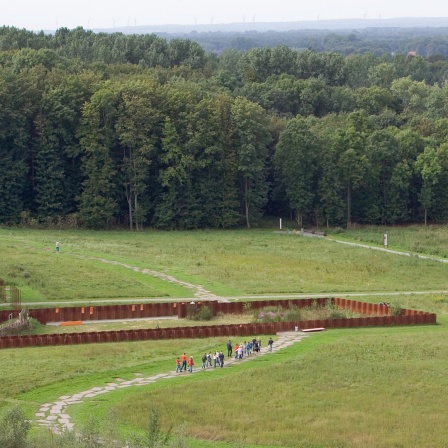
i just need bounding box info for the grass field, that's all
[1,225,448,447]
[1,226,448,303]
[332,224,448,258]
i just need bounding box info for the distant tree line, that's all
[5,25,448,59]
[164,27,448,57]
[1,26,448,229]
[0,26,207,67]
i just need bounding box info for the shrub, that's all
[0,405,30,448]
[8,406,182,448]
[252,301,366,323]
[186,305,213,321]
[128,407,172,448]
[284,303,301,321]
[253,306,282,322]
[323,300,348,319]
[242,301,252,312]
[328,309,348,319]
[389,302,402,316]
[253,305,301,323]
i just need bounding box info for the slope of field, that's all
[1,225,448,447]
[1,227,448,303]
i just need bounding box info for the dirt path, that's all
[2,290,447,309]
[33,331,309,434]
[70,254,226,302]
[2,241,446,309]
[326,237,448,264]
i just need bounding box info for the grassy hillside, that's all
[1,225,448,447]
[330,224,448,258]
[1,227,448,303]
[3,322,448,447]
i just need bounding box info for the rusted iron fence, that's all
[0,298,436,349]
[0,297,355,324]
[0,302,180,325]
[0,296,425,324]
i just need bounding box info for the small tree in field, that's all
[0,405,30,448]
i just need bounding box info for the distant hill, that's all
[95,17,448,35]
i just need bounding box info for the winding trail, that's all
[70,253,225,302]
[2,238,447,310]
[33,331,309,434]
[22,236,448,434]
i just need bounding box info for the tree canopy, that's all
[1,26,448,229]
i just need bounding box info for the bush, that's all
[323,300,348,319]
[186,305,213,321]
[253,305,301,323]
[327,309,348,319]
[389,302,402,316]
[242,301,252,312]
[128,407,173,448]
[252,301,364,323]
[284,304,301,321]
[253,306,282,323]
[0,405,30,448]
[6,405,184,448]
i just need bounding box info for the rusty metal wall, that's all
[0,310,437,350]
[0,297,434,325]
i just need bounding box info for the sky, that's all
[3,0,448,31]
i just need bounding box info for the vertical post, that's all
[10,285,21,310]
[279,218,282,230]
[383,233,388,248]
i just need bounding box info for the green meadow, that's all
[1,226,448,303]
[1,225,448,447]
[334,225,448,259]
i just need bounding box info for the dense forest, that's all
[1,25,448,229]
[160,26,448,57]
